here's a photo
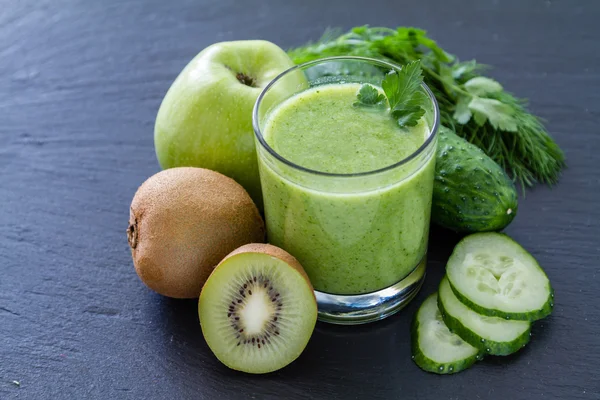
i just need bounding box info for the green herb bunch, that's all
[288,26,565,188]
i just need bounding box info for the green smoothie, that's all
[259,83,436,295]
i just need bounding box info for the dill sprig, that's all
[288,26,565,188]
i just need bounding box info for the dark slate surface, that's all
[1,0,598,399]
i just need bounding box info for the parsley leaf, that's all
[354,84,386,107]
[468,97,517,132]
[464,77,503,96]
[382,61,427,128]
[395,104,425,127]
[452,60,479,80]
[453,95,472,124]
[352,61,426,128]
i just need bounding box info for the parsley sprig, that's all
[355,61,427,128]
[354,84,386,107]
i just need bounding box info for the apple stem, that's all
[236,73,257,88]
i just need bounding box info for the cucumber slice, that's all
[446,233,553,321]
[438,276,531,355]
[412,293,482,374]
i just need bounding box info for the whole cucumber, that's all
[432,127,518,232]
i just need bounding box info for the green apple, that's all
[154,40,306,208]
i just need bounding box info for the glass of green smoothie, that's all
[253,57,439,324]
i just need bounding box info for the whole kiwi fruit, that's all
[127,167,265,298]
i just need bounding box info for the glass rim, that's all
[252,56,440,178]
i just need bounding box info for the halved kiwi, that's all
[198,244,317,374]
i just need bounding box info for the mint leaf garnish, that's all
[354,84,386,107]
[382,60,427,128]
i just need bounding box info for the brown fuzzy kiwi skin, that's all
[128,167,265,299]
[215,243,315,300]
